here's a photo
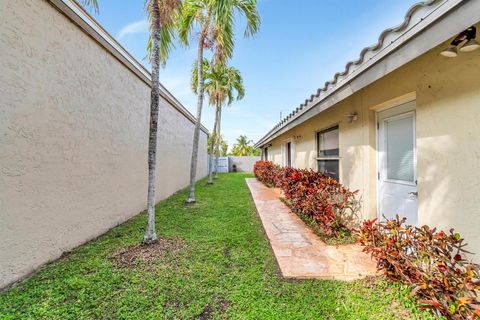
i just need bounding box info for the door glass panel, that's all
[385,115,414,182]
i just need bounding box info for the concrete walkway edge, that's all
[246,178,377,281]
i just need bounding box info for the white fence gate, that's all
[208,156,260,173]
[209,156,229,173]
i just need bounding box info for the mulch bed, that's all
[111,237,186,268]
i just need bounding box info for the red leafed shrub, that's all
[253,161,360,236]
[357,216,480,319]
[253,160,281,187]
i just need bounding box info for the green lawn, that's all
[0,173,431,319]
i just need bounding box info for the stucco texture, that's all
[264,29,480,260]
[0,0,208,288]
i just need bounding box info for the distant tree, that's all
[251,147,261,156]
[230,135,260,156]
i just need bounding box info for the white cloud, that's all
[117,19,149,39]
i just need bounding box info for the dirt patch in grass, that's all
[198,297,231,320]
[111,237,186,268]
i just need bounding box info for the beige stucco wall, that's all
[264,28,480,259]
[0,0,208,288]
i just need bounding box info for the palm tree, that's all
[192,59,216,184]
[179,0,260,203]
[143,0,181,244]
[231,135,255,156]
[213,64,244,179]
[192,60,244,184]
[207,133,227,155]
[77,0,179,243]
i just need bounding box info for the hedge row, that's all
[253,160,360,236]
[254,160,480,319]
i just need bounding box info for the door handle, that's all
[408,192,418,196]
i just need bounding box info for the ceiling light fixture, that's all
[440,45,458,58]
[441,26,480,57]
[460,38,480,52]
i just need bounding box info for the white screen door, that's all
[378,101,417,225]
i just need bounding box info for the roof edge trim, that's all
[255,0,463,147]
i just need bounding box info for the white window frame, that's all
[380,111,417,187]
[315,125,340,180]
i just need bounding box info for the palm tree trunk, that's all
[208,105,219,184]
[186,28,207,203]
[214,105,222,179]
[144,1,161,244]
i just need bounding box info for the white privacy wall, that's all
[0,0,208,288]
[228,156,261,172]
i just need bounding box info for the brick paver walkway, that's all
[246,178,377,281]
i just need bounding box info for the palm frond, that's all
[79,0,99,14]
[191,59,211,94]
[211,0,260,61]
[145,0,182,66]
[177,0,204,46]
[213,5,234,61]
[195,59,245,107]
[234,0,260,37]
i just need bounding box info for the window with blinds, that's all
[316,126,339,180]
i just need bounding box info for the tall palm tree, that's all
[143,0,181,244]
[179,0,260,203]
[207,106,220,178]
[206,133,227,155]
[192,59,216,184]
[77,0,180,244]
[192,60,244,184]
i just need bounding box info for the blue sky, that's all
[92,0,418,150]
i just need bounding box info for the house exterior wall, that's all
[0,0,208,288]
[264,31,480,259]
